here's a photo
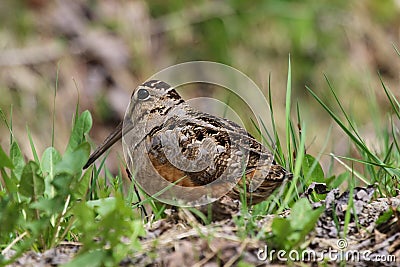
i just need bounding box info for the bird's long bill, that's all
[83,121,125,169]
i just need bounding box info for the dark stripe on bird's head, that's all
[165,89,182,100]
[142,80,171,90]
[141,80,183,101]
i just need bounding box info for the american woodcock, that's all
[84,80,292,205]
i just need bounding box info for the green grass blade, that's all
[132,175,189,208]
[379,73,400,119]
[250,117,274,151]
[52,64,60,147]
[381,143,394,166]
[285,55,292,169]
[343,175,355,238]
[0,107,15,143]
[266,74,284,165]
[303,124,332,184]
[296,102,302,149]
[330,153,370,184]
[10,105,13,145]
[391,118,399,154]
[332,154,396,169]
[324,75,364,142]
[280,122,306,212]
[305,85,367,151]
[289,119,298,154]
[0,145,14,169]
[72,78,80,127]
[306,86,395,177]
[26,125,40,164]
[268,75,282,150]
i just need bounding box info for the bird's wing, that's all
[146,108,273,181]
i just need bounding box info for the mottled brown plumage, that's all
[84,80,292,205]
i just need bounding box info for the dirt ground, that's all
[6,186,400,267]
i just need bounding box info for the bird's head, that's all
[83,80,185,169]
[126,80,184,126]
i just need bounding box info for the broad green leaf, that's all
[52,172,73,197]
[73,201,96,229]
[25,217,49,236]
[376,209,393,225]
[66,110,92,152]
[30,197,65,215]
[289,198,324,248]
[272,217,291,237]
[20,161,45,198]
[289,198,312,230]
[290,198,323,231]
[71,166,92,200]
[71,195,144,265]
[86,197,116,216]
[71,202,97,246]
[302,154,325,183]
[0,196,22,233]
[271,217,292,249]
[1,168,18,193]
[10,141,25,180]
[270,198,324,251]
[130,220,146,249]
[0,145,13,169]
[41,147,62,197]
[56,142,90,175]
[41,147,62,174]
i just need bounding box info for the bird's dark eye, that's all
[137,89,150,100]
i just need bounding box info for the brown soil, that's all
[6,187,400,267]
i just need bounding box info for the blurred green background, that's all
[0,0,399,173]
